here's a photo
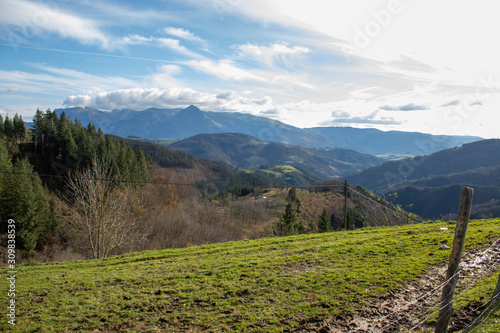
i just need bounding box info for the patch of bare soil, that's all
[293,242,499,333]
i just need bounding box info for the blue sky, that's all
[1,0,499,138]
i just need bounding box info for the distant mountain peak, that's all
[183,105,202,112]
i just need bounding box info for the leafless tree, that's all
[66,158,147,259]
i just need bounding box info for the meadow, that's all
[1,219,499,332]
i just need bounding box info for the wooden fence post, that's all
[435,187,474,333]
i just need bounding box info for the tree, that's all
[318,208,330,233]
[66,158,147,259]
[13,114,26,143]
[330,212,337,230]
[287,186,297,203]
[3,116,13,141]
[0,143,57,256]
[0,115,4,137]
[276,203,298,236]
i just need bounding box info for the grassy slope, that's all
[1,219,499,332]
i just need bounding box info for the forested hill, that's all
[348,139,500,191]
[167,133,383,179]
[54,106,481,157]
[348,139,500,219]
[0,109,149,256]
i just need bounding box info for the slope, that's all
[168,133,384,179]
[348,139,500,219]
[2,219,498,332]
[54,106,481,157]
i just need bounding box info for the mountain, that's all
[167,133,384,179]
[347,139,500,219]
[304,126,482,158]
[54,106,481,157]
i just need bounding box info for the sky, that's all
[0,0,499,138]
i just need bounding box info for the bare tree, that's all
[66,158,146,259]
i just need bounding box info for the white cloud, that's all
[186,59,267,82]
[380,103,429,111]
[110,34,200,57]
[63,87,274,113]
[238,43,309,57]
[163,27,204,43]
[0,0,109,47]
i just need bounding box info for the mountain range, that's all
[49,105,500,219]
[167,133,384,179]
[348,139,500,219]
[54,106,481,157]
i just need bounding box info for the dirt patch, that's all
[293,242,499,333]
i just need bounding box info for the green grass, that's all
[453,266,500,332]
[1,219,499,332]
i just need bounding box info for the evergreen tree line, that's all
[0,140,58,256]
[1,109,151,256]
[0,113,27,143]
[31,109,149,186]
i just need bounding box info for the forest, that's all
[0,109,416,262]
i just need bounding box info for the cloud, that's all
[163,27,204,43]
[63,87,274,112]
[440,100,460,107]
[322,109,403,126]
[331,117,402,125]
[0,88,20,94]
[238,43,310,57]
[331,110,350,118]
[260,108,281,115]
[0,0,109,47]
[237,43,310,67]
[380,103,430,111]
[186,59,266,82]
[440,99,483,108]
[111,35,199,57]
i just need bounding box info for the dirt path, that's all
[294,242,500,333]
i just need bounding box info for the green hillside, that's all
[167,133,384,179]
[1,219,499,332]
[55,106,481,157]
[348,139,500,219]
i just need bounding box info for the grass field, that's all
[1,219,499,332]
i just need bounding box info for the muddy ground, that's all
[293,241,500,333]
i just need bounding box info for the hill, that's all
[54,106,481,157]
[2,219,498,332]
[348,139,500,219]
[166,133,384,179]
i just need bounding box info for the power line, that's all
[347,184,422,224]
[0,169,276,188]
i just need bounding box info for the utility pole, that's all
[344,179,347,230]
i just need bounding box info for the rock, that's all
[439,245,451,250]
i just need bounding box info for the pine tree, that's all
[136,148,149,183]
[0,140,14,233]
[0,115,4,137]
[287,186,297,202]
[13,114,26,143]
[330,212,337,230]
[3,116,14,141]
[0,157,53,255]
[277,203,298,236]
[318,208,330,233]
